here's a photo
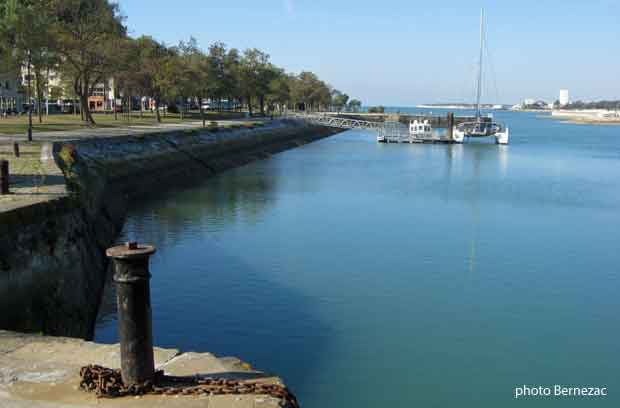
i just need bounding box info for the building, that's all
[0,71,25,113]
[559,89,570,106]
[88,83,107,112]
[88,79,125,112]
[18,65,69,113]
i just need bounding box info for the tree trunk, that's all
[34,68,44,124]
[82,90,95,125]
[82,94,95,125]
[78,78,95,125]
[155,99,162,123]
[247,95,253,116]
[259,96,265,116]
[113,87,118,120]
[200,95,205,127]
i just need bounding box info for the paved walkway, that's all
[0,331,285,408]
[0,143,67,213]
[0,119,260,143]
[0,119,273,213]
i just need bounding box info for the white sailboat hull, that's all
[452,127,465,143]
[495,127,509,144]
[452,125,510,144]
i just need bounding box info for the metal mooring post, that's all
[0,160,9,195]
[106,241,156,385]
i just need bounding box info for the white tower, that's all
[559,89,570,106]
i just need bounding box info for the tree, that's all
[239,49,282,115]
[368,106,385,113]
[3,0,358,127]
[111,38,139,120]
[50,0,126,125]
[205,42,227,106]
[223,48,241,110]
[0,0,19,65]
[122,36,171,123]
[48,84,63,101]
[292,71,328,111]
[17,1,58,123]
[177,38,208,123]
[266,71,290,114]
[348,99,362,112]
[2,0,56,138]
[258,64,281,115]
[156,48,188,117]
[332,90,349,112]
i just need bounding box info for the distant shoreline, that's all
[563,118,620,126]
[415,104,505,110]
[550,109,620,125]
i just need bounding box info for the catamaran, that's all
[453,9,510,145]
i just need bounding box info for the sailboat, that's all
[453,9,510,145]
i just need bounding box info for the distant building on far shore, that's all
[512,99,550,111]
[559,89,570,106]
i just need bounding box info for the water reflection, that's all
[96,167,282,330]
[122,168,279,246]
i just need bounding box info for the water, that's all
[96,111,620,407]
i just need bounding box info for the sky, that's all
[117,0,620,106]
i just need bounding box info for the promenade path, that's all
[0,119,254,143]
[0,119,264,213]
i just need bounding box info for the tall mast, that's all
[475,8,484,119]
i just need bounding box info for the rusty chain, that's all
[79,365,300,408]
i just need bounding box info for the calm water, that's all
[96,111,620,407]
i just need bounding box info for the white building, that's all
[0,72,24,113]
[559,89,570,106]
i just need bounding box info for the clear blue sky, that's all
[118,0,619,106]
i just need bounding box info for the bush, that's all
[368,106,385,114]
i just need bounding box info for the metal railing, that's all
[285,112,384,131]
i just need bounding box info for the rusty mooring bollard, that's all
[13,142,19,157]
[106,241,157,386]
[0,160,9,195]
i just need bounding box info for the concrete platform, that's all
[0,331,286,408]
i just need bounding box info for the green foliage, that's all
[368,106,385,113]
[289,71,332,111]
[348,99,362,112]
[563,100,620,110]
[3,0,362,126]
[331,90,349,112]
[50,0,126,124]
